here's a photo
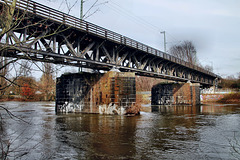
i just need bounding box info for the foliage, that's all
[12,76,35,95]
[1,75,56,101]
[21,83,34,99]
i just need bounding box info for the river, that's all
[0,101,240,159]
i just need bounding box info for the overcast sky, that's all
[38,0,240,78]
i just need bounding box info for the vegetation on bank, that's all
[214,73,240,104]
[217,93,240,104]
[218,73,240,90]
[0,63,56,102]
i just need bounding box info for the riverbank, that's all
[0,94,55,102]
[201,92,240,104]
[0,98,28,102]
[0,97,52,102]
[217,93,240,104]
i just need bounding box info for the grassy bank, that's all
[217,93,240,104]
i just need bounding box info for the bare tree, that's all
[169,41,198,65]
[204,64,213,72]
[0,0,77,159]
[0,0,108,95]
[0,0,62,97]
[0,0,17,39]
[40,62,55,101]
[0,57,8,95]
[81,0,108,20]
[0,0,17,96]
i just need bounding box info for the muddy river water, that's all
[1,101,240,159]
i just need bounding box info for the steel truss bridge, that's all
[0,0,220,86]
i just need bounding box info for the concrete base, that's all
[55,71,140,115]
[152,82,200,106]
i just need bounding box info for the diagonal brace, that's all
[117,52,128,65]
[80,42,95,58]
[101,45,113,63]
[63,36,77,56]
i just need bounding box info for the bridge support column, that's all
[56,71,140,115]
[151,81,200,106]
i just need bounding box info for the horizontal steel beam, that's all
[0,44,213,85]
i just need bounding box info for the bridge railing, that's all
[1,0,218,78]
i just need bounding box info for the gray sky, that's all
[39,0,240,78]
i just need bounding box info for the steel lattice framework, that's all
[0,0,220,86]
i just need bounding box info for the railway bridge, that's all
[0,0,221,115]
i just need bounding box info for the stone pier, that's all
[55,71,140,115]
[151,82,200,106]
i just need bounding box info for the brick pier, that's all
[152,82,200,106]
[56,71,140,115]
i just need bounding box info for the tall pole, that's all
[160,31,166,53]
[79,0,84,73]
[80,0,83,20]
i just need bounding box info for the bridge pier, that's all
[151,81,200,106]
[56,71,140,115]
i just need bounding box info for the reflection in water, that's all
[153,104,240,115]
[201,104,240,114]
[55,114,139,159]
[152,105,201,115]
[0,102,240,159]
[138,106,201,159]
